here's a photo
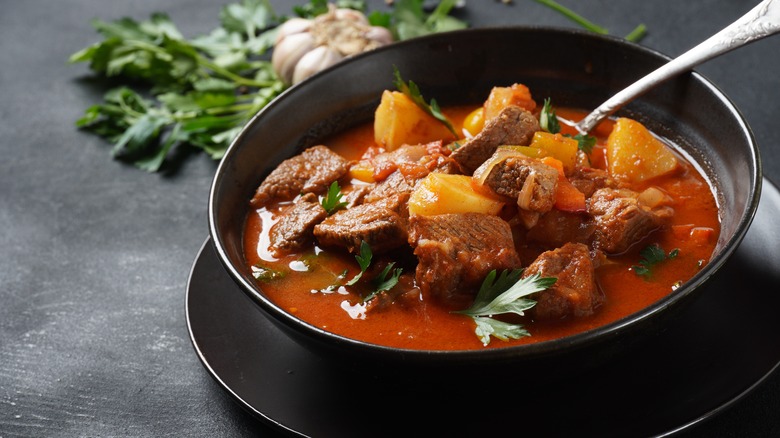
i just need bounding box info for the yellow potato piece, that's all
[606,118,679,183]
[409,173,505,216]
[528,132,578,174]
[374,90,456,151]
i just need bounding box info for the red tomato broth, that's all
[242,106,720,351]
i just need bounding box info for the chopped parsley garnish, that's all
[321,181,348,214]
[540,98,561,134]
[455,269,557,346]
[571,133,596,154]
[632,244,680,278]
[392,66,458,138]
[345,240,372,286]
[363,262,403,303]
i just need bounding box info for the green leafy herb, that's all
[321,181,348,214]
[251,264,285,281]
[540,98,561,134]
[570,133,596,154]
[69,0,284,171]
[532,0,646,43]
[392,66,458,137]
[345,241,372,286]
[632,244,680,278]
[455,269,557,346]
[293,0,366,18]
[388,0,468,41]
[363,262,403,303]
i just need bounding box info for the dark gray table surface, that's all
[1,0,778,436]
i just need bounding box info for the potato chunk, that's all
[529,131,579,175]
[606,118,679,183]
[409,173,505,216]
[374,90,456,151]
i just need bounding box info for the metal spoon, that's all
[575,0,780,135]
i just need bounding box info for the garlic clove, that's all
[333,8,369,25]
[272,32,316,85]
[365,26,394,46]
[274,17,313,45]
[292,45,344,85]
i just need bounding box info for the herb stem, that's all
[194,54,278,88]
[532,0,609,35]
[625,23,648,42]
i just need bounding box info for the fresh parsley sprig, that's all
[455,269,557,346]
[364,262,403,303]
[321,181,348,214]
[70,0,285,171]
[632,244,680,278]
[387,0,468,41]
[345,241,372,286]
[392,67,458,138]
[540,98,561,134]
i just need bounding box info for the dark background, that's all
[1,0,778,436]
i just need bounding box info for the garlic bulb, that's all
[272,5,394,85]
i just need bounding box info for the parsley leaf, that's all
[364,262,403,303]
[393,66,458,138]
[321,181,348,214]
[570,133,596,154]
[632,244,680,278]
[345,241,372,286]
[455,270,557,346]
[70,1,285,171]
[390,0,468,41]
[540,98,561,134]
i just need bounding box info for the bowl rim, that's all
[207,25,762,364]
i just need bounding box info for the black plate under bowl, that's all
[208,27,760,372]
[189,178,780,437]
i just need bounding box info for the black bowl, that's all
[208,27,761,375]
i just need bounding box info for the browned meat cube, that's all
[363,171,416,205]
[409,213,522,306]
[268,193,328,256]
[250,145,350,208]
[525,209,595,249]
[313,194,409,254]
[523,242,604,320]
[482,154,559,214]
[568,166,623,198]
[588,188,667,254]
[451,105,540,174]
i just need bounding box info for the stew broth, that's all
[243,105,719,351]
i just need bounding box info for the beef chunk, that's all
[313,194,409,254]
[363,171,416,205]
[251,145,350,208]
[588,188,666,254]
[569,167,623,198]
[268,193,328,255]
[482,154,558,212]
[525,209,595,249]
[523,242,604,320]
[451,105,540,174]
[409,213,521,305]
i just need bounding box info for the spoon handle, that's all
[576,0,780,134]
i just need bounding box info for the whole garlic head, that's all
[272,5,394,85]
